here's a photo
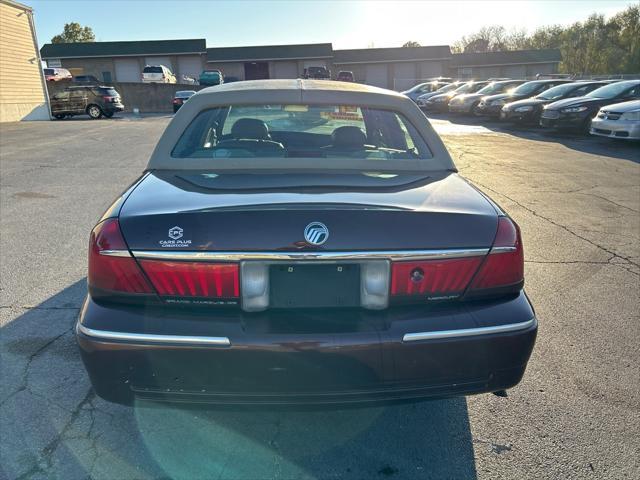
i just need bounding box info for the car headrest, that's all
[331,126,366,148]
[231,118,271,140]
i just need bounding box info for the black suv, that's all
[50,86,124,119]
[303,66,331,79]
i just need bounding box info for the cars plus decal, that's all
[159,226,192,248]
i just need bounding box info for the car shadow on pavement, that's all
[1,281,478,480]
[428,112,639,164]
[52,112,173,122]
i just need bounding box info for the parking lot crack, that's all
[0,325,74,408]
[40,388,96,472]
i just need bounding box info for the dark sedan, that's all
[501,81,609,124]
[172,90,197,112]
[448,80,525,115]
[540,80,640,132]
[475,79,572,117]
[77,80,537,406]
[422,81,490,112]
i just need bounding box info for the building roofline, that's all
[334,57,452,65]
[456,60,561,68]
[207,55,333,63]
[41,52,206,60]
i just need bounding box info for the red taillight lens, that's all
[469,217,524,291]
[391,257,483,297]
[88,219,153,294]
[172,98,182,104]
[139,260,240,298]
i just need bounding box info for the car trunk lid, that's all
[119,171,499,252]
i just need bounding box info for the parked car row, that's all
[407,78,640,139]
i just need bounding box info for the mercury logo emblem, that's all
[304,222,329,246]
[168,226,183,240]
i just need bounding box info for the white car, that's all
[141,65,176,84]
[590,100,640,140]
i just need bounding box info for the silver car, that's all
[590,100,640,140]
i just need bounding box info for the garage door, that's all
[177,56,203,82]
[145,56,173,72]
[393,63,416,91]
[114,58,140,83]
[273,61,299,79]
[420,61,442,79]
[365,64,388,88]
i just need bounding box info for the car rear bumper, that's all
[77,292,537,405]
[105,104,124,113]
[590,117,640,140]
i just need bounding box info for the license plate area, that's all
[269,264,360,308]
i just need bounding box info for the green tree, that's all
[51,22,95,43]
[402,41,421,48]
[451,3,640,74]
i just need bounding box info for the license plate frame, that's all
[269,263,361,309]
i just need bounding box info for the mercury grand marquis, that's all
[77,79,537,405]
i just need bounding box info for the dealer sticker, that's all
[159,226,192,248]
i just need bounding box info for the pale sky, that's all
[30,0,637,49]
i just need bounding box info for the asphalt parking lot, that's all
[1,114,638,480]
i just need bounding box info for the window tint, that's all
[44,69,54,75]
[96,88,118,96]
[586,82,640,99]
[143,66,163,73]
[625,86,640,98]
[172,104,432,161]
[513,81,546,95]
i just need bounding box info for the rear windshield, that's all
[536,83,581,100]
[95,88,118,96]
[477,81,517,95]
[172,104,432,161]
[512,81,547,95]
[435,83,459,93]
[143,66,163,73]
[203,71,220,76]
[44,69,54,75]
[586,81,639,99]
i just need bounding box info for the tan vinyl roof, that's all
[147,79,455,172]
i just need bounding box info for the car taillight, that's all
[391,257,483,298]
[103,96,114,103]
[469,216,524,292]
[172,98,182,104]
[139,260,239,298]
[88,219,153,294]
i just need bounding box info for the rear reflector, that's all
[391,257,483,297]
[88,219,153,294]
[139,260,239,298]
[469,217,524,291]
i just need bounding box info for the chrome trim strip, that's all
[131,248,490,262]
[99,250,132,257]
[76,323,231,346]
[490,246,517,254]
[402,317,536,342]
